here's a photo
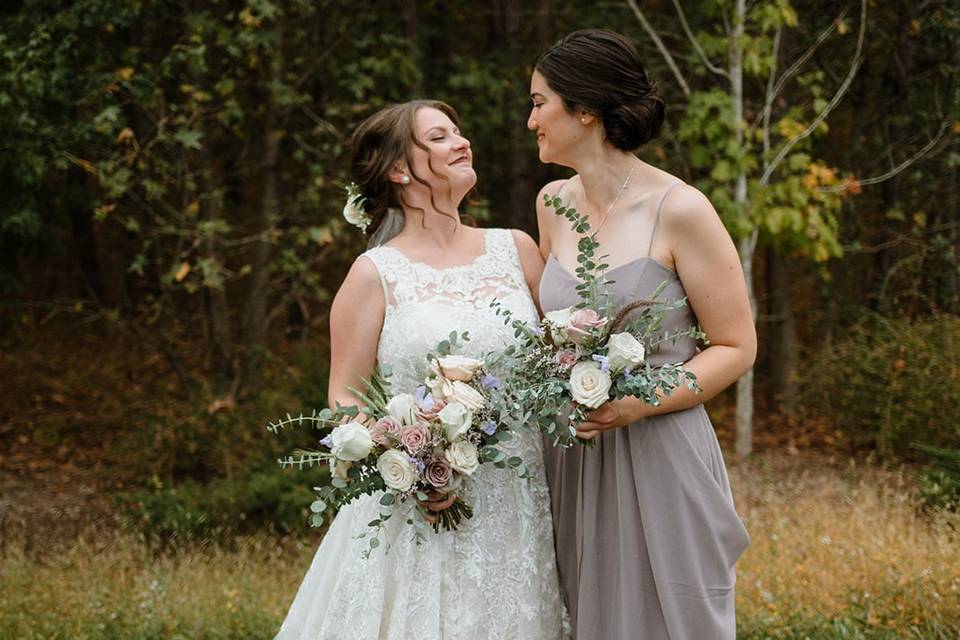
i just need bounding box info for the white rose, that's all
[386,393,417,425]
[545,306,575,345]
[437,355,484,382]
[544,307,573,327]
[444,440,480,476]
[606,332,646,372]
[329,421,374,461]
[376,449,417,492]
[568,360,612,409]
[438,401,473,441]
[447,381,486,411]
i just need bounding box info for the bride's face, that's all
[527,70,584,166]
[404,107,476,206]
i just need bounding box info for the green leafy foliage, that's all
[800,313,960,460]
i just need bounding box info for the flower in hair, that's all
[342,182,372,232]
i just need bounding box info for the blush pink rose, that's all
[370,416,402,445]
[567,309,607,343]
[424,458,452,489]
[415,396,446,422]
[400,421,432,455]
[555,348,579,368]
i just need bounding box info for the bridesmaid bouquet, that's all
[268,332,527,555]
[490,194,703,448]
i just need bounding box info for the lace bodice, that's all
[276,228,569,640]
[363,228,538,391]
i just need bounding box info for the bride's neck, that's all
[397,205,464,251]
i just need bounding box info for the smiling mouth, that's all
[451,156,472,166]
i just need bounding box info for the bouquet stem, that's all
[431,497,474,533]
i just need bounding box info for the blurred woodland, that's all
[1,0,958,548]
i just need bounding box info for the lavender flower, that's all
[481,373,501,390]
[481,420,497,436]
[320,435,333,448]
[592,353,611,373]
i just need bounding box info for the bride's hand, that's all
[419,490,457,523]
[575,397,646,439]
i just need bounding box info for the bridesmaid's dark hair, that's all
[534,29,664,151]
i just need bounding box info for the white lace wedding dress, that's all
[276,228,569,640]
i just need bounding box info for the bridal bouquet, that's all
[491,195,703,448]
[268,332,525,555]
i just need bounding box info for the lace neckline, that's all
[379,228,491,273]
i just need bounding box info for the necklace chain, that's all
[594,164,636,233]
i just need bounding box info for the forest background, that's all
[1,0,958,638]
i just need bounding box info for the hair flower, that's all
[342,182,372,232]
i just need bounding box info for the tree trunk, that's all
[400,1,422,96]
[731,0,754,457]
[240,37,283,393]
[766,247,798,412]
[502,0,530,226]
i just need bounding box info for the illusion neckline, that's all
[380,228,491,273]
[545,252,677,283]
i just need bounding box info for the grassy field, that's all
[1,453,957,639]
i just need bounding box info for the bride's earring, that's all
[400,175,411,185]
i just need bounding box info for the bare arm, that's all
[327,256,385,413]
[329,255,456,514]
[534,179,567,263]
[577,185,756,436]
[510,229,546,315]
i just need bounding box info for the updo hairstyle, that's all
[534,29,664,151]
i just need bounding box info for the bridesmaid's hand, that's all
[419,490,456,523]
[575,397,647,439]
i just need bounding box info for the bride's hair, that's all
[534,29,664,151]
[350,99,468,248]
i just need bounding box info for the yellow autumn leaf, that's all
[116,67,135,81]
[186,201,200,215]
[836,19,849,35]
[175,262,191,282]
[952,121,960,134]
[116,127,134,144]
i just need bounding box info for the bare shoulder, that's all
[660,183,718,228]
[510,228,538,251]
[535,179,570,217]
[334,253,384,305]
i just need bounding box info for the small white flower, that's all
[376,449,417,492]
[386,393,417,425]
[342,183,371,232]
[606,332,646,372]
[568,360,612,409]
[329,421,374,461]
[445,440,480,476]
[438,401,473,441]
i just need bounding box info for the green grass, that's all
[1,454,958,638]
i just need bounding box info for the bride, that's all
[275,100,568,639]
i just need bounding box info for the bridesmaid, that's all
[527,30,755,639]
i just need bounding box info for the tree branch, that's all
[762,26,782,158]
[752,7,848,129]
[625,0,691,97]
[760,0,867,185]
[822,120,953,192]
[670,0,728,78]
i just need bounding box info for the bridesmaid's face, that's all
[527,71,586,167]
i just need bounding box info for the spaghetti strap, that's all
[646,182,684,257]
